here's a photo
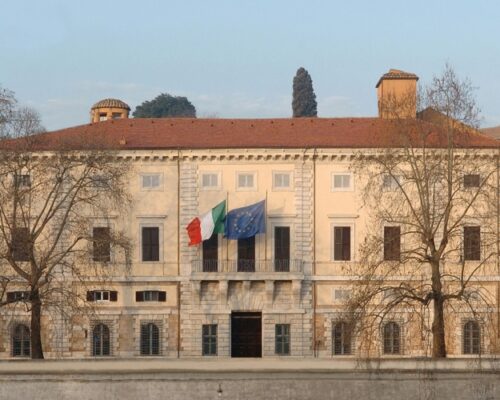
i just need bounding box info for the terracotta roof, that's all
[376,69,419,88]
[1,118,498,152]
[480,125,500,140]
[91,98,130,110]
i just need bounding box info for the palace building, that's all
[0,70,499,359]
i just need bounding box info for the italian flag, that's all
[186,200,226,246]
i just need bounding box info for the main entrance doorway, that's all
[231,312,262,358]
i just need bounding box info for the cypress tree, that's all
[292,67,317,117]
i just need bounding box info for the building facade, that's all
[0,71,499,359]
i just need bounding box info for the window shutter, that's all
[158,291,166,302]
[86,291,94,302]
[136,291,144,302]
[110,291,118,302]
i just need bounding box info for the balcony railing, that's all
[191,259,304,274]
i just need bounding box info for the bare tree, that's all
[0,88,131,359]
[345,65,499,358]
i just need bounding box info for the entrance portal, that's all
[231,312,262,358]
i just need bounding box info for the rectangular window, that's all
[275,324,290,355]
[111,113,122,119]
[382,174,400,190]
[332,173,352,191]
[14,174,31,188]
[274,226,290,272]
[201,172,219,189]
[384,226,401,261]
[237,236,255,272]
[333,288,351,301]
[202,234,218,272]
[334,226,351,261]
[93,227,111,262]
[202,324,217,356]
[6,291,30,302]
[90,175,109,189]
[141,174,161,190]
[464,226,481,261]
[99,113,107,121]
[464,174,480,188]
[11,227,30,262]
[273,172,291,190]
[142,227,160,262]
[86,290,117,302]
[135,290,167,302]
[236,172,256,190]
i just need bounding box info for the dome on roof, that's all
[91,98,130,111]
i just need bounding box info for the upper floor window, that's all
[333,322,352,355]
[99,113,107,122]
[382,174,400,191]
[332,173,353,191]
[93,227,111,262]
[273,172,291,190]
[6,291,30,302]
[86,290,117,302]
[463,174,480,189]
[142,226,160,262]
[201,172,220,190]
[90,175,109,189]
[92,323,110,356]
[333,288,351,302]
[12,324,30,357]
[111,113,122,120]
[275,324,290,355]
[274,226,290,272]
[136,290,166,302]
[383,322,401,354]
[463,320,480,354]
[140,322,160,356]
[11,227,30,262]
[141,174,162,190]
[202,233,218,272]
[384,226,401,261]
[333,226,351,261]
[464,226,481,261]
[236,172,256,190]
[13,174,31,188]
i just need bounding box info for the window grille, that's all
[92,323,111,356]
[275,324,290,355]
[140,323,160,355]
[383,322,401,354]
[202,324,217,356]
[333,322,352,355]
[463,320,480,354]
[12,324,30,357]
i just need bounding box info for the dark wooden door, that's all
[231,312,262,357]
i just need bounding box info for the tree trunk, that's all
[431,295,447,358]
[30,290,44,359]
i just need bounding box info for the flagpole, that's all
[264,190,268,264]
[226,191,229,271]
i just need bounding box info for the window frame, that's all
[383,321,401,355]
[136,290,167,302]
[236,171,257,191]
[331,172,354,192]
[463,225,481,261]
[92,323,111,357]
[382,174,401,191]
[200,171,221,191]
[463,174,481,189]
[202,324,218,356]
[275,323,291,356]
[92,226,112,263]
[11,227,30,262]
[140,322,160,356]
[272,171,293,191]
[333,321,352,356]
[383,226,401,261]
[140,224,162,262]
[140,173,163,191]
[462,320,481,355]
[12,323,30,357]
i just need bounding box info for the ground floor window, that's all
[463,320,480,354]
[383,322,401,354]
[12,324,30,357]
[275,324,290,355]
[202,324,217,356]
[93,323,111,356]
[140,322,160,355]
[333,322,352,355]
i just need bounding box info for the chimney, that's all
[376,69,418,119]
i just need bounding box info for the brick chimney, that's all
[376,69,419,119]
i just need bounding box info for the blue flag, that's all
[224,200,266,239]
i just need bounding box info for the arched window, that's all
[463,321,480,354]
[333,322,352,355]
[140,323,160,355]
[12,324,30,357]
[92,323,110,356]
[383,322,400,354]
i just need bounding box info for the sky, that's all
[1,0,500,131]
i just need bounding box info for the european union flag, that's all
[224,200,265,239]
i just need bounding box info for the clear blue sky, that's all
[1,0,499,130]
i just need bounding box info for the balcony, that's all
[190,259,304,280]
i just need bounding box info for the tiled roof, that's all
[376,69,419,88]
[481,125,500,140]
[2,117,498,151]
[91,98,130,110]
